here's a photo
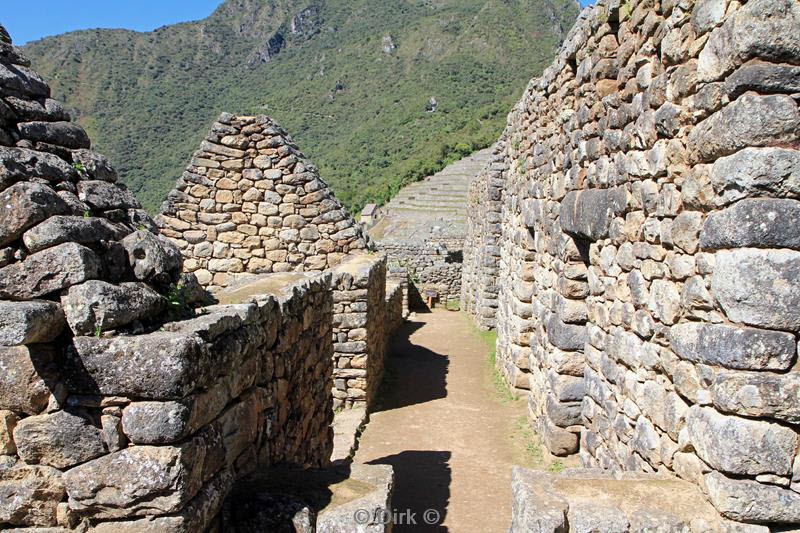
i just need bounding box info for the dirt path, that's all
[352,309,532,532]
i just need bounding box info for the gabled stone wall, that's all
[463,0,800,526]
[159,114,369,291]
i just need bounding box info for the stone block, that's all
[711,248,800,331]
[560,186,627,241]
[670,322,795,370]
[18,120,90,149]
[0,410,18,454]
[0,182,68,247]
[705,471,800,523]
[687,406,797,476]
[61,281,166,335]
[546,314,587,351]
[65,332,212,399]
[0,300,65,346]
[13,410,107,469]
[0,242,101,300]
[701,199,800,251]
[711,370,800,424]
[121,230,182,284]
[0,146,78,190]
[22,215,124,253]
[710,147,800,206]
[0,461,65,527]
[0,344,59,415]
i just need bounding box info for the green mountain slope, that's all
[20,0,578,213]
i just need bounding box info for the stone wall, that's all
[380,239,463,307]
[331,254,388,409]
[0,28,337,531]
[385,281,406,334]
[461,143,507,329]
[463,0,800,526]
[159,114,369,291]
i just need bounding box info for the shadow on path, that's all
[372,319,449,413]
[367,450,452,532]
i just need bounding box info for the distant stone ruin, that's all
[159,114,369,290]
[463,0,800,528]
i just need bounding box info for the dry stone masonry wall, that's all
[463,0,800,527]
[0,27,344,532]
[380,239,463,306]
[159,114,369,291]
[331,254,388,409]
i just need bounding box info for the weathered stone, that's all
[0,410,18,454]
[546,314,587,351]
[65,332,211,399]
[670,322,795,370]
[725,61,800,99]
[688,94,799,163]
[701,199,800,251]
[121,401,192,445]
[698,0,800,82]
[61,280,166,335]
[705,471,800,523]
[711,248,800,331]
[0,344,59,415]
[13,410,107,469]
[71,149,117,182]
[77,180,139,210]
[0,62,50,98]
[63,440,206,519]
[560,186,627,241]
[712,371,800,424]
[121,230,182,284]
[18,121,90,149]
[692,0,727,34]
[687,406,797,476]
[0,461,65,527]
[670,211,702,254]
[0,300,65,346]
[0,146,78,190]
[710,147,800,206]
[22,215,124,253]
[0,242,101,300]
[0,182,68,247]
[647,280,681,325]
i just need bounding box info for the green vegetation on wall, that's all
[23,0,579,213]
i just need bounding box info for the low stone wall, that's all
[385,281,405,334]
[159,114,369,291]
[380,239,463,307]
[331,254,387,409]
[463,0,800,526]
[2,273,334,531]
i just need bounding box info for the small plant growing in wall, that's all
[72,162,87,173]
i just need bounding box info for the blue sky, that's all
[3,0,596,46]
[2,1,225,45]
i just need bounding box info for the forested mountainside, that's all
[22,0,579,213]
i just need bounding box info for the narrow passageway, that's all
[353,309,528,532]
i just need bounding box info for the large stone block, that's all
[13,410,107,469]
[76,180,139,210]
[710,147,800,206]
[546,314,587,352]
[670,322,795,370]
[64,440,207,519]
[61,280,166,335]
[121,230,183,284]
[705,471,800,523]
[0,242,101,300]
[724,61,800,99]
[711,370,800,424]
[698,0,800,82]
[687,406,797,476]
[560,186,627,241]
[65,332,212,399]
[121,400,192,445]
[18,121,90,149]
[22,215,124,253]
[0,300,65,346]
[0,344,59,415]
[0,182,68,247]
[0,460,65,527]
[701,199,800,251]
[688,94,799,163]
[711,248,800,331]
[0,146,78,190]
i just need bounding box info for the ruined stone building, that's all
[462,0,800,528]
